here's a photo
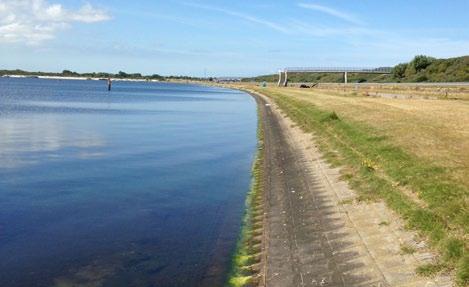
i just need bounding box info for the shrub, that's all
[410,55,436,72]
[415,75,429,82]
[392,63,408,79]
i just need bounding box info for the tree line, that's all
[0,69,208,82]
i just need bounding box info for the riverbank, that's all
[229,86,464,286]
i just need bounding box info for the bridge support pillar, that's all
[283,70,288,87]
[344,71,348,84]
[277,70,282,86]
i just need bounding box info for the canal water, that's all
[0,78,257,287]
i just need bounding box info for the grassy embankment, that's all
[243,55,469,83]
[227,106,265,287]
[242,85,468,285]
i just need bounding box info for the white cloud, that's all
[0,0,111,44]
[69,3,111,23]
[298,3,364,25]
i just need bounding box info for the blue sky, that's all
[1,0,468,76]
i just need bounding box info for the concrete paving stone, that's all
[382,268,417,286]
[414,252,435,263]
[375,254,417,271]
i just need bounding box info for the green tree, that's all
[410,55,435,72]
[62,70,79,76]
[392,63,408,79]
[150,74,164,80]
[130,73,142,78]
[118,71,128,78]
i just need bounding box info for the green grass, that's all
[416,263,447,277]
[401,244,417,255]
[227,106,265,287]
[338,198,354,205]
[457,256,469,286]
[257,89,468,285]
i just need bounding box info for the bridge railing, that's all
[284,67,392,73]
[278,66,392,86]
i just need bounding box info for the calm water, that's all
[0,78,257,287]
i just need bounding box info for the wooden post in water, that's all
[107,78,112,91]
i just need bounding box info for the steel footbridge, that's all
[278,67,392,86]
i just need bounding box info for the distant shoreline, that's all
[1,74,162,82]
[0,75,232,85]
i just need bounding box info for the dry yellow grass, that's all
[281,83,469,101]
[243,85,469,188]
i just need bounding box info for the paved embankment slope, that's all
[254,92,453,287]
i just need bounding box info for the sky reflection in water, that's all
[0,78,257,287]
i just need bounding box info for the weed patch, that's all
[321,111,340,122]
[400,244,417,255]
[416,263,447,276]
[227,105,265,287]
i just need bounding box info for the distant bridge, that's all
[278,67,392,86]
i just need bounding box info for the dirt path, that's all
[254,93,453,287]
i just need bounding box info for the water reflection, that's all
[0,78,257,287]
[0,116,105,169]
